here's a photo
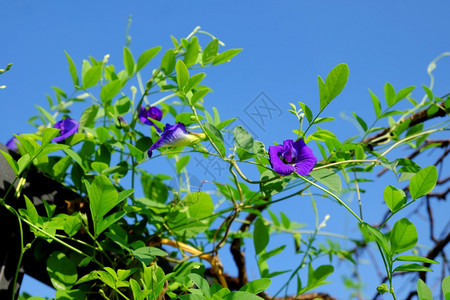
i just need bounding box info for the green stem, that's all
[379,200,415,229]
[7,206,105,267]
[313,159,379,170]
[230,160,282,184]
[297,174,363,224]
[11,208,24,300]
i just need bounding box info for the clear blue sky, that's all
[1,1,449,299]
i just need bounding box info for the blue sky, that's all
[1,1,449,299]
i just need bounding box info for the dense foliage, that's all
[1,28,449,300]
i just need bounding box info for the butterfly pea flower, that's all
[139,105,163,132]
[269,139,317,176]
[6,136,19,152]
[147,122,206,158]
[52,118,79,142]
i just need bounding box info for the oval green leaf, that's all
[253,218,269,255]
[409,166,437,199]
[390,218,418,254]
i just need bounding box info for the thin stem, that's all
[11,207,105,267]
[297,175,363,224]
[150,92,177,107]
[313,159,379,170]
[11,208,24,300]
[353,169,363,221]
[379,128,444,158]
[230,160,282,184]
[229,163,244,203]
[190,104,222,156]
[379,200,416,229]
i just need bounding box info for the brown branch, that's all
[363,100,449,149]
[434,147,450,167]
[229,208,262,288]
[376,139,449,177]
[426,197,437,243]
[427,187,450,201]
[419,231,450,282]
[437,176,450,185]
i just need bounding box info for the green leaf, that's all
[0,149,19,174]
[298,102,313,123]
[64,214,82,237]
[47,251,78,290]
[185,73,206,92]
[161,49,175,74]
[260,170,290,196]
[79,104,99,129]
[254,218,269,255]
[188,273,211,298]
[394,263,432,273]
[318,76,328,111]
[126,142,143,161]
[52,156,72,179]
[212,49,242,65]
[141,175,168,204]
[204,123,225,157]
[223,291,262,300]
[86,175,119,236]
[422,85,433,101]
[395,255,438,264]
[117,189,134,203]
[100,80,122,103]
[136,46,161,72]
[280,212,291,229]
[184,36,200,67]
[383,185,407,212]
[176,156,190,173]
[82,66,102,89]
[91,161,109,173]
[202,39,219,65]
[352,112,368,131]
[234,126,254,150]
[417,279,433,300]
[362,223,391,257]
[64,51,79,86]
[63,148,87,172]
[236,148,254,161]
[35,105,56,125]
[395,86,415,103]
[38,143,69,157]
[185,192,214,220]
[369,89,382,118]
[96,211,126,237]
[23,195,38,224]
[442,276,450,300]
[310,169,342,192]
[190,88,210,104]
[179,295,205,300]
[312,265,334,284]
[390,218,418,254]
[409,166,437,199]
[240,278,271,294]
[132,247,168,265]
[176,60,189,90]
[42,128,60,146]
[324,63,349,104]
[123,47,135,76]
[384,82,396,107]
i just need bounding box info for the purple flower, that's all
[6,136,19,152]
[139,106,163,131]
[52,118,79,142]
[269,139,317,176]
[148,122,206,158]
